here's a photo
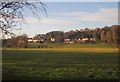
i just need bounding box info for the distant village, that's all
[27,35,95,44]
[2,25,120,48]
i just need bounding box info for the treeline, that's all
[39,25,120,44]
[2,25,120,48]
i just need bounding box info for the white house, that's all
[51,38,55,42]
[76,38,82,44]
[28,38,33,43]
[82,38,89,42]
[33,39,39,43]
[64,39,70,43]
[90,38,95,42]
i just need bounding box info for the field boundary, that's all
[1,48,118,53]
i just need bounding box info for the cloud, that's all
[25,8,118,25]
[26,17,78,25]
[62,8,118,23]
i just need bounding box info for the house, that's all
[33,39,39,43]
[28,38,33,43]
[28,37,45,43]
[69,41,74,44]
[82,38,89,44]
[76,38,82,44]
[82,38,89,41]
[90,38,96,43]
[90,38,95,41]
[64,39,70,43]
[39,38,44,43]
[51,38,55,42]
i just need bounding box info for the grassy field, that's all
[2,43,118,53]
[2,46,119,80]
[27,43,116,48]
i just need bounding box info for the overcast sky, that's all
[12,1,118,37]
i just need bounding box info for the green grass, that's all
[28,43,115,48]
[2,50,118,80]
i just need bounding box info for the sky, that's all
[12,1,118,38]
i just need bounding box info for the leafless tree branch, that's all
[0,1,47,39]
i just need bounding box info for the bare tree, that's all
[111,25,120,44]
[0,0,47,38]
[106,30,113,43]
[101,30,106,43]
[17,34,28,48]
[92,31,100,43]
